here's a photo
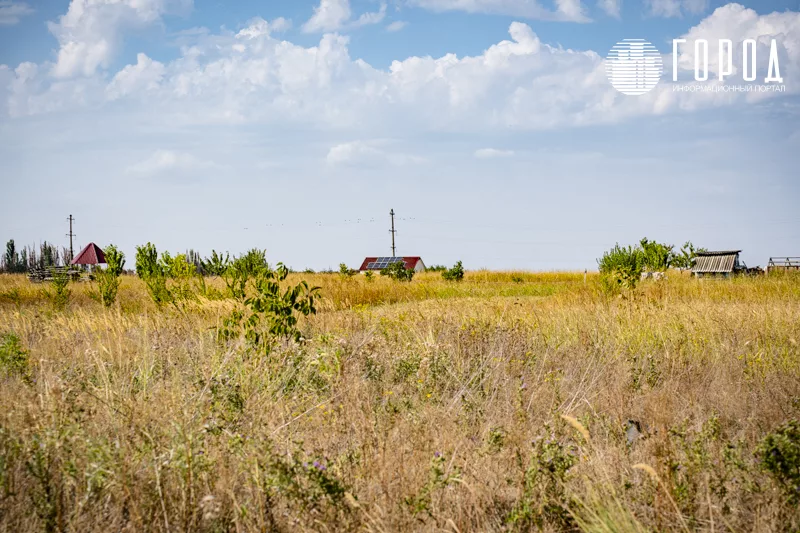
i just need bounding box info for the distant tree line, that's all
[2,239,72,273]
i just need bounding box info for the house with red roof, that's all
[358,256,426,273]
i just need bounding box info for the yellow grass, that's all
[0,271,799,532]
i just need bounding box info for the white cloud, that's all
[597,0,620,18]
[327,141,425,167]
[303,0,385,33]
[647,0,707,18]
[126,150,216,175]
[106,53,165,100]
[3,6,800,130]
[48,0,191,78]
[408,0,590,22]
[475,148,515,158]
[0,1,34,25]
[386,20,407,32]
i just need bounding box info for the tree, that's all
[598,244,644,291]
[4,240,20,273]
[672,241,706,271]
[640,238,673,272]
[95,245,125,307]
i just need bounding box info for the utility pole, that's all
[66,215,75,261]
[389,209,397,257]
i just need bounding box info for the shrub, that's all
[758,419,800,504]
[223,249,269,300]
[426,265,447,272]
[202,250,230,276]
[442,261,465,282]
[135,244,201,306]
[339,263,356,278]
[95,245,125,307]
[0,332,29,381]
[381,261,414,282]
[48,268,71,310]
[640,238,674,272]
[598,244,644,291]
[220,263,321,352]
[672,241,706,271]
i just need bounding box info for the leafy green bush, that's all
[426,265,447,272]
[95,245,125,307]
[381,261,414,282]
[758,419,800,504]
[201,250,230,276]
[672,241,706,271]
[441,261,464,282]
[0,332,29,381]
[639,238,673,272]
[223,249,269,299]
[338,263,356,278]
[135,243,200,306]
[597,244,644,291]
[219,263,321,352]
[48,268,71,310]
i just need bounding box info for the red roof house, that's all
[71,243,106,265]
[358,256,426,272]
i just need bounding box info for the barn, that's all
[692,250,742,278]
[359,256,426,273]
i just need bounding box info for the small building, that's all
[692,250,742,278]
[70,242,107,267]
[359,256,426,273]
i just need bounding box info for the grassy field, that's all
[1,270,799,532]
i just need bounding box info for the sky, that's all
[0,0,798,271]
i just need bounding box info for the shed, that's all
[70,243,106,266]
[767,257,800,273]
[359,256,426,272]
[692,250,741,278]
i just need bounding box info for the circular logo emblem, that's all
[606,39,663,96]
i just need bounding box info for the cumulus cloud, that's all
[475,148,515,158]
[0,1,34,25]
[3,6,799,131]
[48,0,191,78]
[647,0,708,18]
[303,0,385,33]
[597,0,620,18]
[408,0,590,22]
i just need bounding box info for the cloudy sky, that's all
[1,0,798,270]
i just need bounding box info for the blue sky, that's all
[0,0,798,270]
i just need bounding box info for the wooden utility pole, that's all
[66,215,76,261]
[389,209,397,257]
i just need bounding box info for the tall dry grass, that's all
[0,271,799,532]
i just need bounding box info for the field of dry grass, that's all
[1,270,799,532]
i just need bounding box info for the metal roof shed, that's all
[692,250,741,278]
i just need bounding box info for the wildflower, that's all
[434,451,441,458]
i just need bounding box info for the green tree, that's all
[640,238,674,272]
[598,244,644,291]
[95,245,125,307]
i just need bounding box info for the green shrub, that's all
[640,238,674,272]
[758,419,800,504]
[441,261,465,282]
[201,250,230,276]
[597,244,644,291]
[339,263,356,278]
[47,268,71,310]
[95,245,125,307]
[223,249,269,300]
[381,261,413,282]
[0,332,29,381]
